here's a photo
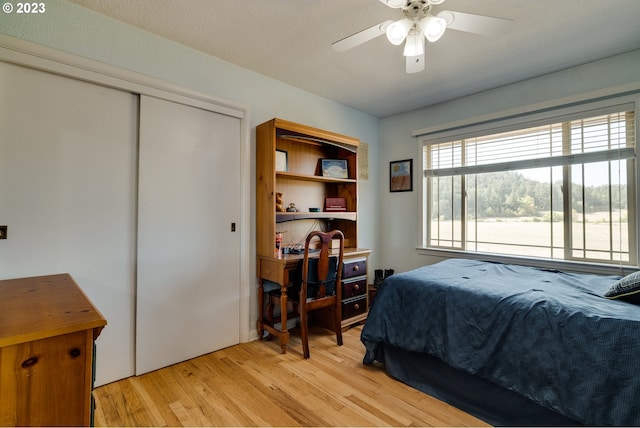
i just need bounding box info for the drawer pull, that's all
[354,284,360,290]
[21,357,38,369]
[352,265,359,272]
[69,348,82,358]
[354,303,360,310]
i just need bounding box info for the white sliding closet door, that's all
[0,61,138,386]
[136,95,241,375]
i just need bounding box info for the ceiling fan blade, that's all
[378,0,405,8]
[332,20,394,52]
[437,10,513,37]
[406,53,425,74]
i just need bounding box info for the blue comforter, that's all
[361,259,640,425]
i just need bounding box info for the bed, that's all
[361,258,640,426]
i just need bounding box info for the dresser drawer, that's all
[342,257,367,279]
[342,277,366,298]
[342,295,367,319]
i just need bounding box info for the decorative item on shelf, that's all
[324,197,347,212]
[286,202,298,212]
[321,159,349,179]
[275,192,285,212]
[309,207,320,212]
[275,149,288,172]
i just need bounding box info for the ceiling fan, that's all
[332,0,513,74]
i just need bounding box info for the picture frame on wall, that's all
[321,159,348,179]
[390,159,413,192]
[275,149,288,172]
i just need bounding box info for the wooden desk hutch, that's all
[256,118,371,353]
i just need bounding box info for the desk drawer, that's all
[342,277,366,298]
[343,257,366,279]
[342,295,367,319]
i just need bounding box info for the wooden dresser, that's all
[0,274,107,426]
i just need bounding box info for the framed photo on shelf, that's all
[390,159,413,192]
[275,149,288,172]
[321,159,348,179]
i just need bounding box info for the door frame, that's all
[0,34,252,343]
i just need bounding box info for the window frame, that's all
[416,95,640,274]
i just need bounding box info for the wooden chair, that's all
[267,230,344,358]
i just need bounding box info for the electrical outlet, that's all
[0,225,6,239]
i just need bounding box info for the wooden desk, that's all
[257,248,370,353]
[0,274,107,427]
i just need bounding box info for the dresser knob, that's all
[69,348,82,358]
[354,284,360,290]
[352,265,359,272]
[21,357,38,368]
[354,303,360,310]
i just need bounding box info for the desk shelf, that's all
[257,117,361,253]
[276,171,356,184]
[276,211,356,223]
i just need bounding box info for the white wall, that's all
[378,50,640,273]
[0,0,381,353]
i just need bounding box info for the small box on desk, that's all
[324,197,347,212]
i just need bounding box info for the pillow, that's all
[604,270,640,304]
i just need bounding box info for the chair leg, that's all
[334,307,343,346]
[300,308,310,359]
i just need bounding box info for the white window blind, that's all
[426,108,635,177]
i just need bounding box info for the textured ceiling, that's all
[68,0,640,118]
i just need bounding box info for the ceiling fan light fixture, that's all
[403,29,424,56]
[419,14,447,42]
[386,18,413,45]
[406,52,425,73]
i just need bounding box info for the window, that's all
[422,101,637,266]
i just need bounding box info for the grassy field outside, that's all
[431,211,629,262]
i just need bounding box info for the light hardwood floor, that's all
[94,325,489,427]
